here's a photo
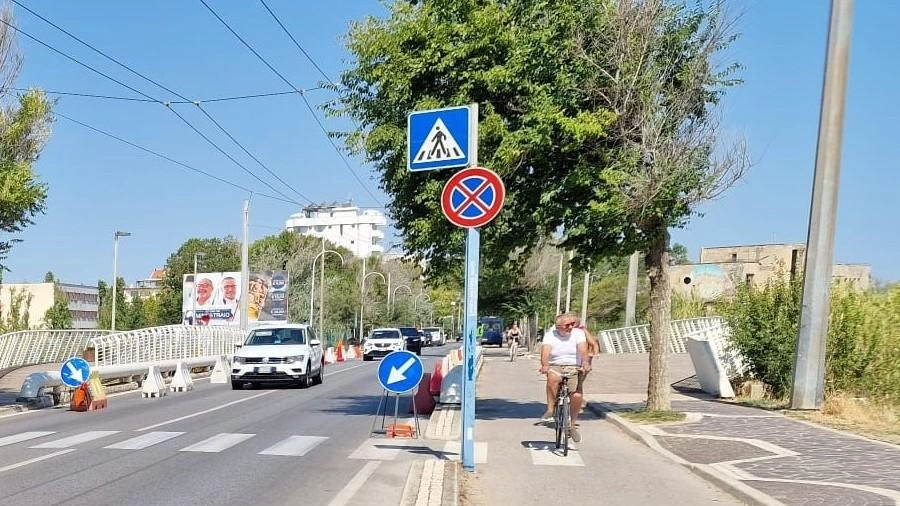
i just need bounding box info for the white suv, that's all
[231,324,324,389]
[362,328,405,361]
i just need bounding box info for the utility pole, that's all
[555,253,564,316]
[358,256,366,341]
[319,237,326,335]
[564,251,574,313]
[792,0,854,410]
[580,271,590,325]
[240,200,250,332]
[625,252,639,326]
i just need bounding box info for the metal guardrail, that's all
[90,325,246,367]
[0,329,111,370]
[597,317,726,354]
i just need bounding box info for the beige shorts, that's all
[549,365,584,394]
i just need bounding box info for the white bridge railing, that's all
[90,325,246,367]
[1,325,247,370]
[597,317,726,354]
[0,329,111,370]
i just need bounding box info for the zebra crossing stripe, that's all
[258,436,328,456]
[0,432,55,447]
[105,432,185,450]
[179,433,255,453]
[31,431,120,449]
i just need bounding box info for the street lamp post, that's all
[110,230,131,332]
[308,247,345,331]
[359,262,386,341]
[414,292,431,327]
[191,252,205,325]
[390,284,412,320]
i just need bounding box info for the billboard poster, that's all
[182,270,288,326]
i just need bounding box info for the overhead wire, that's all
[53,111,295,204]
[198,0,385,208]
[9,0,312,205]
[257,0,332,83]
[13,86,322,104]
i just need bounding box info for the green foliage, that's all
[334,0,615,277]
[0,90,54,271]
[720,278,900,405]
[0,286,33,332]
[97,278,128,330]
[43,283,72,329]
[670,244,690,265]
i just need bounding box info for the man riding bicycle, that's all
[539,313,591,443]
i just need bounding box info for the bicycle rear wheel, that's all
[560,394,570,456]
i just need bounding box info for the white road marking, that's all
[136,363,367,432]
[0,431,55,447]
[137,391,275,431]
[327,461,381,506]
[0,449,75,475]
[104,431,185,450]
[179,433,254,453]
[441,441,488,464]
[31,431,120,449]
[526,442,585,466]
[258,435,328,456]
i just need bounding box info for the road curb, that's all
[586,401,787,506]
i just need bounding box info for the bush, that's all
[718,277,900,406]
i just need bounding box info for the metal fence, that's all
[598,317,727,354]
[90,325,247,367]
[0,329,111,370]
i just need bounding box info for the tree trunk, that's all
[646,224,672,411]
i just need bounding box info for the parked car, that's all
[422,326,444,346]
[231,324,324,389]
[362,328,405,361]
[398,326,423,355]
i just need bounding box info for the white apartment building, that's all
[0,282,100,329]
[285,202,387,258]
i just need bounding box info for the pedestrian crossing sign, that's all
[407,105,471,171]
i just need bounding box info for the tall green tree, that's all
[0,5,55,271]
[336,0,746,411]
[0,286,33,332]
[43,284,72,329]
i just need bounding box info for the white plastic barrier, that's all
[209,356,230,384]
[142,365,167,398]
[439,346,483,404]
[169,361,194,392]
[324,347,336,364]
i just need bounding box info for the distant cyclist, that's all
[507,323,522,361]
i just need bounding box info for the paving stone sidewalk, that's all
[583,354,900,506]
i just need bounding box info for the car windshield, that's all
[370,330,400,340]
[398,328,419,337]
[245,328,306,345]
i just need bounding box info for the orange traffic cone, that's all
[336,340,344,362]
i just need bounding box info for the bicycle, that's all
[554,374,571,456]
[508,337,519,362]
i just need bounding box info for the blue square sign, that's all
[407,105,471,171]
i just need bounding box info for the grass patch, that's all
[619,410,686,424]
[730,396,789,411]
[785,393,900,446]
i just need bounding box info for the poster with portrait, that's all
[182,270,288,326]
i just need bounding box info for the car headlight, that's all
[233,356,246,364]
[285,355,306,364]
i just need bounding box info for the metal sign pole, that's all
[460,102,479,471]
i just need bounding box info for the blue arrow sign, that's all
[377,350,424,394]
[407,105,471,172]
[60,357,91,388]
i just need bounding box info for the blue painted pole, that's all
[461,227,479,471]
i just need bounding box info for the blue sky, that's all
[3,1,898,286]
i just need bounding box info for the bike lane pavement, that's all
[460,347,744,505]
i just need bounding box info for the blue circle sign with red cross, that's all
[441,167,505,228]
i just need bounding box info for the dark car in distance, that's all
[398,326,423,355]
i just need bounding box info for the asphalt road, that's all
[0,343,458,506]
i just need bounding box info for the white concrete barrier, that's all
[439,346,483,404]
[169,361,194,392]
[324,347,336,364]
[142,365,167,398]
[209,356,229,384]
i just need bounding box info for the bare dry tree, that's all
[576,0,750,410]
